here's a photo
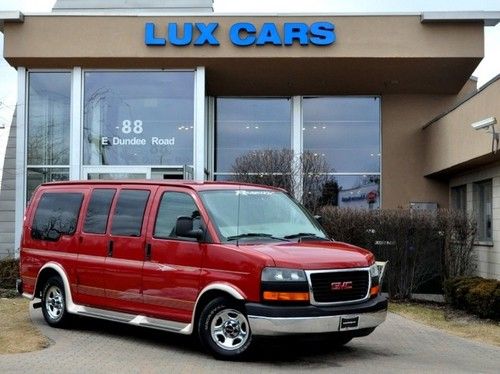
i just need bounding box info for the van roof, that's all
[40,180,287,192]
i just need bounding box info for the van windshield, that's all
[199,189,327,243]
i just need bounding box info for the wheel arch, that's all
[34,262,78,313]
[189,283,246,335]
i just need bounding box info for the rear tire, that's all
[41,276,71,328]
[198,297,253,360]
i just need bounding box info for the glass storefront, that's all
[24,70,381,210]
[83,71,194,166]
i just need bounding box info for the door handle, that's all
[145,243,152,261]
[108,240,114,257]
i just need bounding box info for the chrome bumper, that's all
[248,309,387,336]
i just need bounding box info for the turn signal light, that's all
[370,285,380,297]
[263,291,310,301]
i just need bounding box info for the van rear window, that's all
[111,190,150,237]
[32,192,84,241]
[83,189,116,234]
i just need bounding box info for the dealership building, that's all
[0,0,500,279]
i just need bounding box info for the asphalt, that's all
[0,305,499,373]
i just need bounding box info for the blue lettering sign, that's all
[145,21,336,47]
[310,22,336,45]
[256,23,282,46]
[283,23,310,46]
[145,23,166,46]
[168,23,193,46]
[194,23,220,46]
[230,22,256,46]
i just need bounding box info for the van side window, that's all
[83,189,116,234]
[32,192,84,241]
[111,190,150,237]
[154,192,201,239]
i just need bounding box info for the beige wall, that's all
[3,15,483,95]
[423,78,500,177]
[381,94,463,208]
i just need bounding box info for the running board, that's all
[74,306,192,335]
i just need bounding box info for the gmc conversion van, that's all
[18,181,387,359]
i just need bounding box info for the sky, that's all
[0,0,499,126]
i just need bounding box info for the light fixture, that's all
[471,117,498,153]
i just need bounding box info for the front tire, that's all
[41,276,71,328]
[198,297,252,360]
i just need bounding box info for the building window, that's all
[26,72,71,200]
[215,98,292,175]
[451,185,467,212]
[473,180,492,242]
[83,71,194,167]
[303,97,381,209]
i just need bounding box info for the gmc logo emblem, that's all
[331,281,353,291]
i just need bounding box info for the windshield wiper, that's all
[283,233,330,241]
[226,233,289,242]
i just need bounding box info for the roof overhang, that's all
[0,11,24,33]
[421,11,500,26]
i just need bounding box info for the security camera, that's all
[471,117,497,130]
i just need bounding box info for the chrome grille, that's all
[309,270,370,303]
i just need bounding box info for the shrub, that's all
[444,277,500,320]
[320,207,477,299]
[0,258,19,289]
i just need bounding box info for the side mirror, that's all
[314,215,323,225]
[174,216,204,241]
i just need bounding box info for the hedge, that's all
[320,207,477,299]
[444,277,500,320]
[0,258,19,289]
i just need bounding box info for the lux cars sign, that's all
[145,22,336,47]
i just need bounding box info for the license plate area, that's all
[339,315,359,330]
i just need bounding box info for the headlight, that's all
[369,263,380,278]
[261,267,309,303]
[261,267,307,282]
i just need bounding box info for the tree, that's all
[230,149,334,212]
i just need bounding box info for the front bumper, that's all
[246,295,387,336]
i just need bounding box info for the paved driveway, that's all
[0,306,499,373]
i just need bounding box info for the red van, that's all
[18,181,387,359]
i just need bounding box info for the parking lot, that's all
[0,307,499,373]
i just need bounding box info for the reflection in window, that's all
[27,168,69,202]
[303,97,380,173]
[83,72,194,166]
[305,175,381,211]
[473,180,492,242]
[32,193,83,241]
[215,98,292,173]
[27,73,71,166]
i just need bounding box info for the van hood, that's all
[248,240,374,270]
